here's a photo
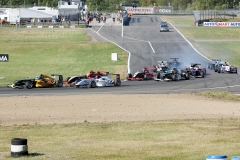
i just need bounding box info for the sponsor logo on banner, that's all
[204,22,240,27]
[154,7,172,14]
[0,54,9,62]
[125,7,153,14]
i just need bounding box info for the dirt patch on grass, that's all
[0,94,239,126]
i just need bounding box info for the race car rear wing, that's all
[211,59,221,62]
[190,63,201,67]
[170,58,179,60]
[108,73,120,80]
[157,61,168,65]
[51,74,63,81]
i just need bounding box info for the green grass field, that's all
[0,29,128,86]
[1,118,240,160]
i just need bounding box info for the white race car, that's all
[75,78,97,88]
[95,75,121,87]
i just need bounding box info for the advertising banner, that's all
[204,22,240,27]
[125,7,154,14]
[0,54,9,62]
[154,7,173,14]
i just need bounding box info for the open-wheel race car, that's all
[185,63,206,78]
[7,74,63,89]
[168,58,184,69]
[207,59,221,70]
[154,67,190,81]
[86,70,109,79]
[63,75,97,88]
[63,71,121,88]
[126,67,155,81]
[217,62,238,74]
[95,73,121,87]
[87,70,121,87]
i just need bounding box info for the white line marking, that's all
[90,28,131,73]
[124,37,148,42]
[169,22,212,62]
[96,23,104,33]
[123,37,155,53]
[148,41,155,53]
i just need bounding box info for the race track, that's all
[0,15,240,96]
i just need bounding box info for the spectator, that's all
[87,16,90,27]
[103,16,106,23]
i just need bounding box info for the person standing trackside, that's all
[87,16,90,27]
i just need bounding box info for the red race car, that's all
[126,67,155,81]
[86,70,109,79]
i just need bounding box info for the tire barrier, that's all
[11,138,28,157]
[206,155,227,160]
[232,156,240,160]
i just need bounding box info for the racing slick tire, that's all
[200,71,205,78]
[127,73,132,79]
[25,81,33,89]
[235,68,238,73]
[157,72,161,79]
[185,73,190,80]
[144,74,149,80]
[203,68,207,75]
[89,81,96,88]
[56,80,63,87]
[171,74,176,81]
[57,81,63,87]
[114,80,121,86]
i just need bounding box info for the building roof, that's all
[20,8,55,18]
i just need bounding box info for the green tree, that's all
[172,0,191,10]
[38,0,41,6]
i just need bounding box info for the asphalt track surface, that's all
[1,15,240,96]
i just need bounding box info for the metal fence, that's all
[193,10,240,26]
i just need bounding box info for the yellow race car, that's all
[8,74,63,89]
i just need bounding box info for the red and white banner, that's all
[204,22,240,27]
[125,7,153,14]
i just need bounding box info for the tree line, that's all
[0,0,238,11]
